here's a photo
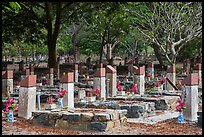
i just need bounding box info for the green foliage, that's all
[2,2,21,14]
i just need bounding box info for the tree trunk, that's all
[48,43,56,68]
[74,43,80,63]
[152,43,164,66]
[45,2,62,69]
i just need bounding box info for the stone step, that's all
[127,111,179,124]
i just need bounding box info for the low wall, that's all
[74,101,156,118]
[31,109,127,132]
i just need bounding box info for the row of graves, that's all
[2,58,202,131]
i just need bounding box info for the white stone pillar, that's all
[18,75,37,119]
[74,63,79,83]
[182,73,199,121]
[106,65,117,97]
[60,72,74,108]
[166,64,176,92]
[93,65,106,100]
[133,66,145,95]
[2,70,13,97]
[147,62,154,79]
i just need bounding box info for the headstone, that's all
[74,63,79,82]
[18,75,37,119]
[132,66,145,95]
[147,62,154,79]
[106,65,117,97]
[79,89,86,100]
[182,73,199,121]
[166,64,176,92]
[60,72,74,108]
[93,65,106,100]
[2,70,13,97]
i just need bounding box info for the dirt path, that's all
[2,117,202,135]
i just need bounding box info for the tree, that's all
[128,2,202,66]
[3,2,82,68]
[2,2,21,14]
[87,2,130,65]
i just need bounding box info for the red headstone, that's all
[19,75,36,87]
[106,65,116,73]
[94,68,106,77]
[194,63,201,70]
[22,69,30,75]
[147,62,154,68]
[181,73,199,86]
[75,64,78,70]
[133,66,145,75]
[60,72,74,83]
[2,70,13,79]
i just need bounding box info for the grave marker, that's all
[166,64,176,92]
[147,62,154,79]
[132,66,145,95]
[2,70,13,97]
[93,64,106,100]
[106,65,117,97]
[18,75,37,119]
[60,72,74,108]
[182,73,199,121]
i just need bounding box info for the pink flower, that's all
[7,98,14,103]
[131,84,138,92]
[37,79,41,83]
[14,106,19,111]
[155,82,161,87]
[93,88,100,95]
[45,79,49,84]
[61,90,67,94]
[4,107,9,112]
[147,73,151,77]
[87,92,92,97]
[57,92,62,98]
[160,77,166,83]
[6,103,11,108]
[117,85,122,91]
[176,105,181,111]
[117,81,121,86]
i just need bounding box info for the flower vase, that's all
[8,110,14,122]
[178,112,184,123]
[58,98,63,108]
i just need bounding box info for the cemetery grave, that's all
[2,58,202,133]
[2,2,202,135]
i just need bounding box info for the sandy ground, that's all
[2,116,202,135]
